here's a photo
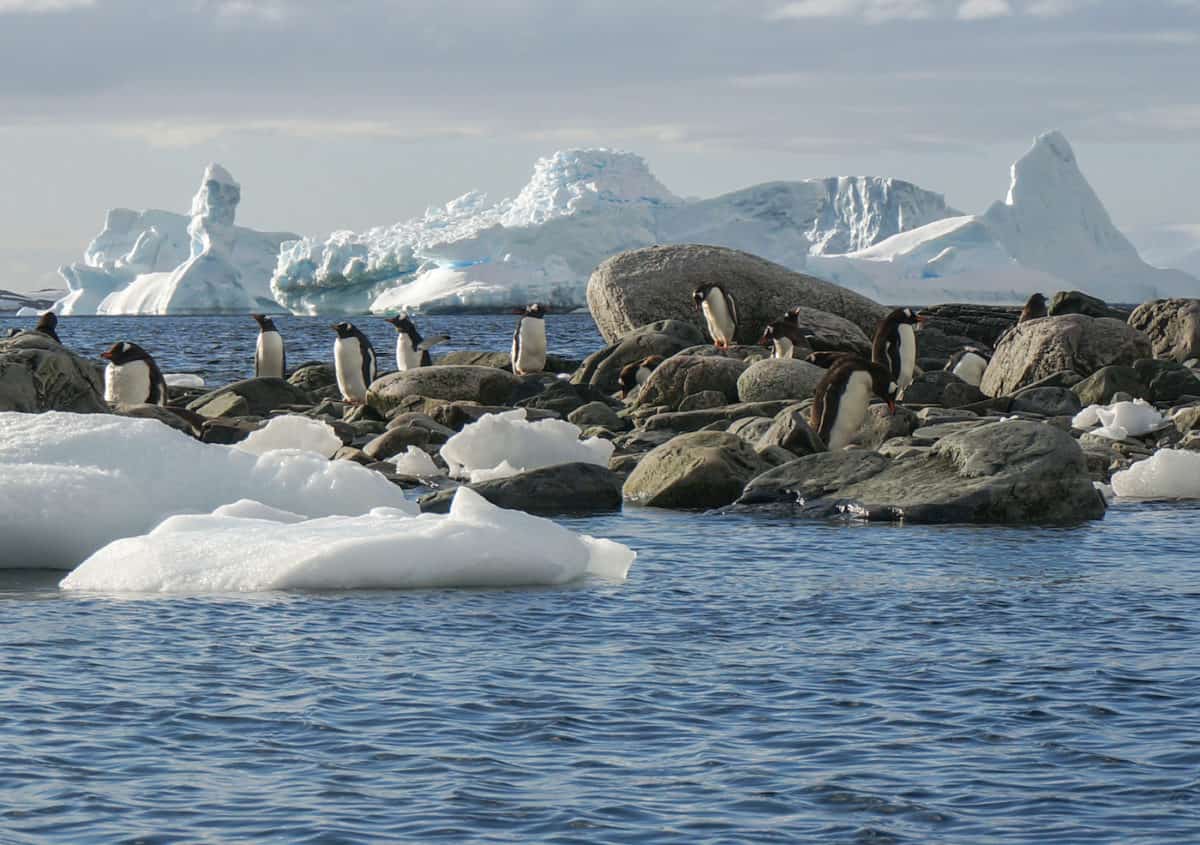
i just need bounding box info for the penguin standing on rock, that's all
[511,303,547,375]
[1019,292,1048,323]
[386,313,450,370]
[944,346,990,387]
[810,357,898,451]
[872,307,924,393]
[100,341,168,406]
[332,321,377,404]
[758,317,812,359]
[618,355,664,399]
[35,312,61,343]
[692,284,737,349]
[251,314,285,378]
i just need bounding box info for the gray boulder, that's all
[1011,386,1082,417]
[586,243,886,343]
[737,358,825,403]
[362,426,432,460]
[571,320,704,393]
[1128,299,1200,363]
[418,463,623,516]
[637,354,748,410]
[858,403,919,450]
[0,332,107,413]
[755,404,825,455]
[187,377,313,418]
[622,431,771,509]
[288,362,336,392]
[367,366,519,415]
[980,314,1152,397]
[899,370,984,408]
[1071,365,1148,406]
[737,450,891,505]
[1048,290,1129,320]
[568,401,626,430]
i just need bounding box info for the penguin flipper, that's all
[726,292,738,339]
[417,334,451,351]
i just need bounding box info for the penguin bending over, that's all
[872,307,924,392]
[35,312,61,343]
[511,303,547,375]
[332,321,377,404]
[810,357,898,451]
[806,350,854,369]
[252,314,286,378]
[758,317,813,359]
[618,355,664,399]
[101,341,168,406]
[692,284,737,349]
[386,314,450,370]
[944,346,990,387]
[1019,292,1047,323]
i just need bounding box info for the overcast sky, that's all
[1,0,1197,291]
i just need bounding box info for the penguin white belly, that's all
[334,337,368,401]
[256,332,284,378]
[827,370,874,451]
[396,335,421,370]
[952,352,987,387]
[773,337,794,359]
[105,361,151,404]
[897,323,917,389]
[513,318,547,374]
[701,294,735,345]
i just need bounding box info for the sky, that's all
[1,0,1197,292]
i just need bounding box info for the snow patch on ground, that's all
[440,409,614,482]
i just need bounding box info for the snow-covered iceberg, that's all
[53,164,299,315]
[808,132,1198,304]
[0,411,414,570]
[59,487,635,592]
[272,148,957,315]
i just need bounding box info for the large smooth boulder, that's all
[367,366,519,415]
[622,431,770,509]
[737,358,825,403]
[571,320,705,393]
[1071,365,1148,406]
[980,315,1152,397]
[418,463,623,516]
[737,450,891,505]
[587,244,886,343]
[636,355,748,410]
[0,332,107,413]
[435,350,580,374]
[1048,290,1129,320]
[1128,299,1200,363]
[187,377,313,417]
[754,404,825,455]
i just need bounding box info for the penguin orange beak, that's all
[758,332,771,347]
[887,399,896,415]
[99,350,113,360]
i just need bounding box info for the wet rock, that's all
[736,358,825,403]
[622,431,771,509]
[737,450,891,505]
[0,332,107,413]
[419,462,623,516]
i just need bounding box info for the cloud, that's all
[769,0,938,23]
[1024,0,1094,17]
[0,0,93,12]
[204,0,290,24]
[103,119,488,148]
[957,0,1012,19]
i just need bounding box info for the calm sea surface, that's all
[2,314,1200,843]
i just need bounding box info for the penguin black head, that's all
[758,318,813,348]
[331,321,358,339]
[866,360,900,414]
[513,303,545,319]
[758,324,777,347]
[386,314,422,340]
[252,313,277,332]
[889,307,925,326]
[617,355,663,399]
[692,284,725,311]
[36,311,58,334]
[1020,292,1048,322]
[100,341,153,365]
[784,307,803,324]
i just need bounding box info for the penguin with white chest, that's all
[758,316,813,360]
[100,341,168,406]
[386,314,450,370]
[251,314,285,378]
[944,346,990,387]
[872,307,924,393]
[332,321,377,404]
[692,284,737,349]
[810,357,898,451]
[617,355,664,399]
[510,303,547,375]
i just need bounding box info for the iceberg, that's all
[53,164,299,315]
[59,487,635,592]
[0,411,415,570]
[440,408,615,482]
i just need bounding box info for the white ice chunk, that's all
[60,487,635,593]
[236,414,341,458]
[440,408,614,481]
[0,411,414,570]
[1073,399,1165,439]
[1111,449,1200,499]
[164,373,205,388]
[389,445,442,477]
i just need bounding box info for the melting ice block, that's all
[440,408,614,482]
[1072,400,1166,440]
[60,487,635,592]
[1111,450,1200,499]
[236,414,342,458]
[0,411,414,570]
[389,445,443,477]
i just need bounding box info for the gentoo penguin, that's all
[100,341,168,406]
[692,284,737,349]
[35,312,61,343]
[758,318,813,359]
[810,357,898,451]
[872,307,924,392]
[332,321,377,404]
[251,314,285,378]
[1019,292,1047,323]
[386,313,450,370]
[511,303,547,375]
[618,355,664,399]
[944,346,990,387]
[807,350,855,370]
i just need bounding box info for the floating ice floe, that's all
[163,373,205,388]
[59,487,635,592]
[0,412,414,570]
[440,408,614,483]
[1111,449,1200,499]
[389,445,443,477]
[235,414,341,458]
[1072,399,1167,440]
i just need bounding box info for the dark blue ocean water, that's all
[3,315,1200,843]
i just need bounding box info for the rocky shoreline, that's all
[5,244,1200,527]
